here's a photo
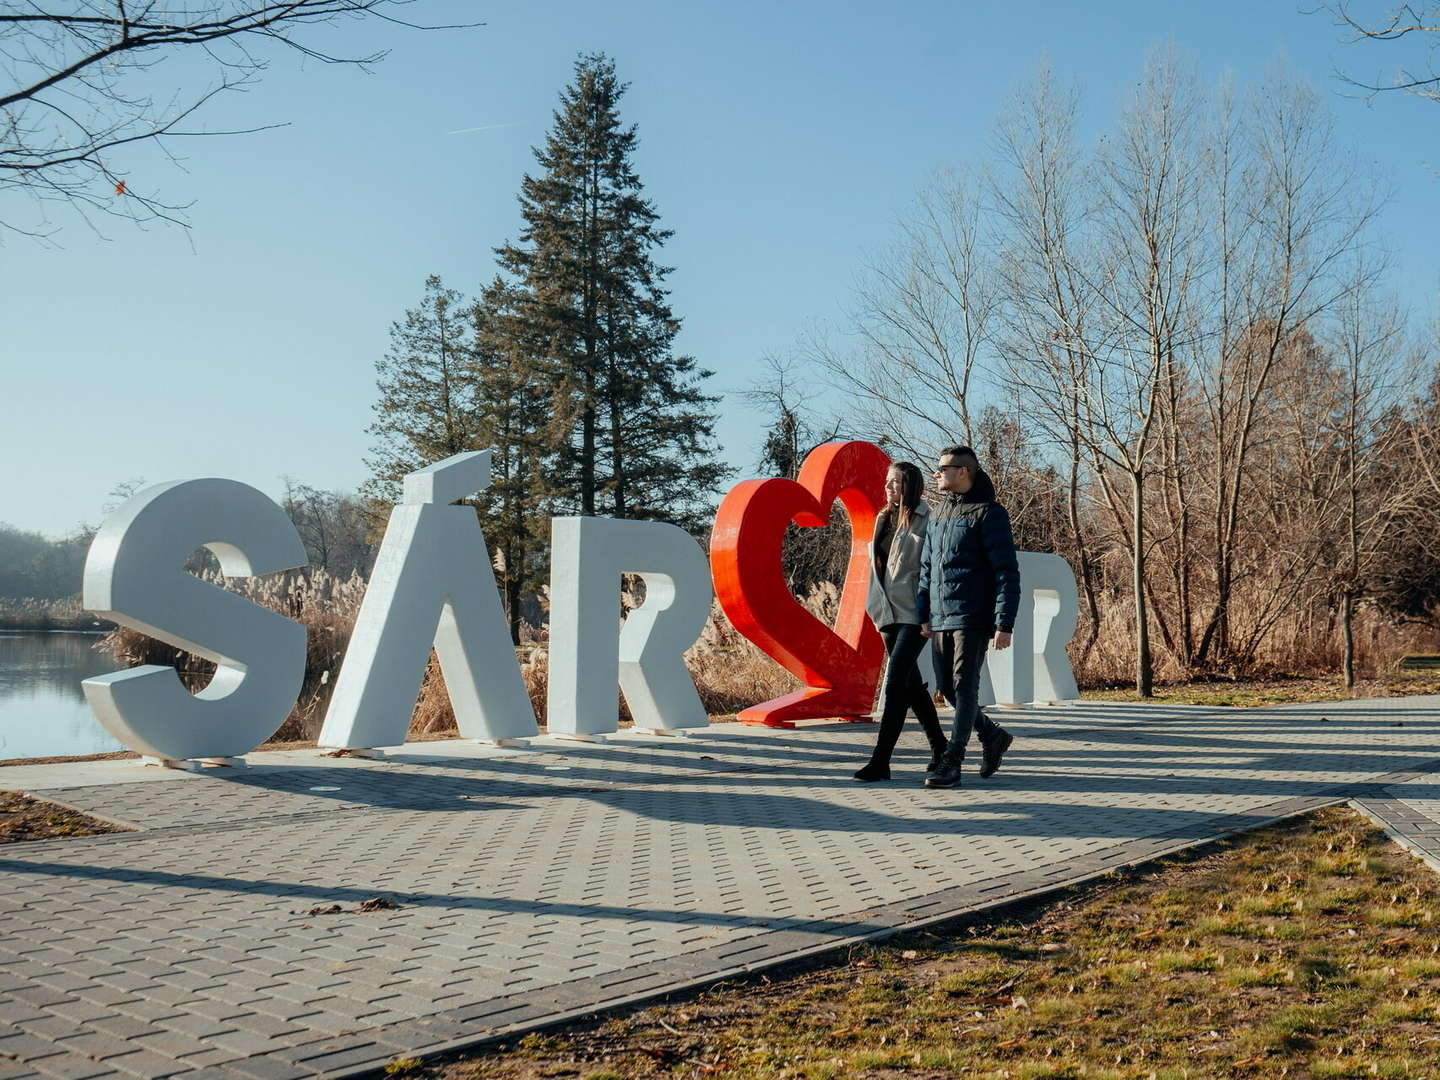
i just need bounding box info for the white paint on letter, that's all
[1027,552,1080,703]
[82,479,308,761]
[547,517,713,736]
[317,450,537,749]
[982,551,1079,706]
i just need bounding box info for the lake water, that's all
[0,631,124,760]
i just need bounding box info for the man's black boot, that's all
[925,747,964,788]
[978,728,1013,779]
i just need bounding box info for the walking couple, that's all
[858,446,1020,789]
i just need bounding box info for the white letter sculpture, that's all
[82,479,308,764]
[318,451,537,751]
[983,551,1080,706]
[547,517,713,738]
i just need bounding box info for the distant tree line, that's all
[0,524,90,600]
[364,54,728,641]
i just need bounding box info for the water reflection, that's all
[0,631,123,759]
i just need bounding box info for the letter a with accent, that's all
[318,451,537,749]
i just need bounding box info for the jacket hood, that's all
[958,469,996,504]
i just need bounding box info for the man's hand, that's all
[994,630,1012,650]
[920,622,931,639]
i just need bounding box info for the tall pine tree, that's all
[474,278,556,638]
[363,275,481,506]
[496,53,728,531]
[364,274,550,640]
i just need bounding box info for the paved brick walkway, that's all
[2,697,1440,1079]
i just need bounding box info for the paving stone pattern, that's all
[3,699,1440,1078]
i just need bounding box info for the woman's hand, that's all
[919,622,931,639]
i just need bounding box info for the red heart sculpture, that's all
[709,441,892,727]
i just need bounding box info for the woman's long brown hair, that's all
[890,461,924,530]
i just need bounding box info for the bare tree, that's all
[1370,345,1440,628]
[1074,51,1209,696]
[1190,74,1383,668]
[1,1,473,235]
[1319,270,1419,685]
[991,68,1106,655]
[811,169,997,460]
[281,480,375,579]
[1318,2,1440,102]
[1410,339,1440,499]
[741,355,849,591]
[742,355,834,480]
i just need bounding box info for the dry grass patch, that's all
[0,790,127,843]
[415,807,1440,1080]
[1083,671,1440,707]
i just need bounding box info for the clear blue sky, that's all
[2,0,1436,538]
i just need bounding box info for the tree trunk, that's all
[1341,591,1355,690]
[608,341,627,517]
[506,567,522,644]
[580,374,596,515]
[1068,441,1102,655]
[1132,471,1153,697]
[1343,378,1359,690]
[580,157,600,516]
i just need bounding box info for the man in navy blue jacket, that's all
[917,445,1022,789]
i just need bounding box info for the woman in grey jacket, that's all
[855,462,949,781]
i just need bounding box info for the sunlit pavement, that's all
[2,697,1439,1079]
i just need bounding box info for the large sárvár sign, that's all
[80,443,1078,766]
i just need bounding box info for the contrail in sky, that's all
[446,122,518,135]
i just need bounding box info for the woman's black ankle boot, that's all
[853,761,891,782]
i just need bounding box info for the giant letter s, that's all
[82,479,308,762]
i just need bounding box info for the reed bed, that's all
[0,596,111,632]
